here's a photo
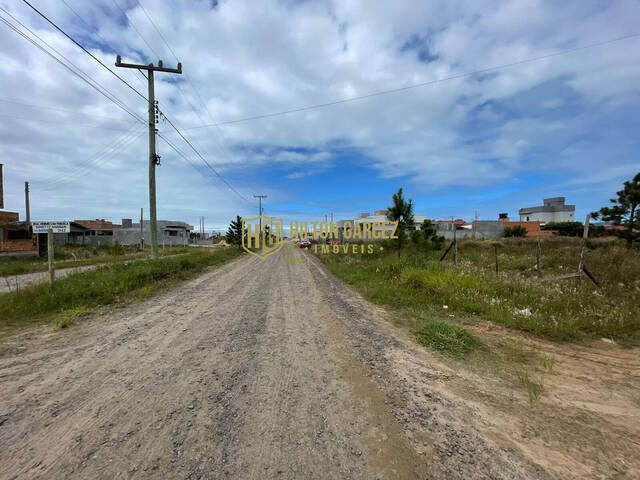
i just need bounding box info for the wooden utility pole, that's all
[254,194,267,239]
[24,181,31,232]
[140,207,144,250]
[452,218,458,266]
[115,56,182,259]
[47,228,54,288]
[536,240,542,279]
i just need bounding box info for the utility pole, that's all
[24,181,30,232]
[253,194,267,233]
[140,207,144,250]
[115,56,182,259]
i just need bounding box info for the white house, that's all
[519,197,575,223]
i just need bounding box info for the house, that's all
[0,165,37,258]
[519,197,575,222]
[0,212,37,258]
[114,219,193,247]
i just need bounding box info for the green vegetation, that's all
[414,320,481,357]
[386,187,414,257]
[504,225,527,237]
[592,171,640,245]
[0,244,191,277]
[226,215,244,247]
[317,237,640,343]
[0,248,242,336]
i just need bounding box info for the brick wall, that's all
[0,211,19,224]
[503,221,554,238]
[0,239,37,252]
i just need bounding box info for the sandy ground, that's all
[0,247,637,479]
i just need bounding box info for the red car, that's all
[299,240,312,249]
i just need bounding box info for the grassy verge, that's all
[0,245,192,277]
[316,238,639,401]
[0,248,242,336]
[317,239,639,342]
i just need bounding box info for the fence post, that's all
[536,240,542,279]
[453,225,458,266]
[47,228,55,288]
[576,214,591,288]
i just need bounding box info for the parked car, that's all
[299,240,312,249]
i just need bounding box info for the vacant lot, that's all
[318,237,639,342]
[316,237,640,478]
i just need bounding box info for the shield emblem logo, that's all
[241,215,284,259]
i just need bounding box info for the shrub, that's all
[504,225,527,237]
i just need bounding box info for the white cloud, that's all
[0,0,638,228]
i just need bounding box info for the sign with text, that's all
[31,221,70,233]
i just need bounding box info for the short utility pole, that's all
[254,194,267,233]
[25,181,31,232]
[115,56,182,259]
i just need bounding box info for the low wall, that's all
[0,239,37,252]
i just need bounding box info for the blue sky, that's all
[0,0,639,232]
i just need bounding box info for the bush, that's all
[110,241,125,256]
[504,225,527,237]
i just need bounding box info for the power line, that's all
[137,1,179,62]
[0,11,145,124]
[15,1,249,204]
[21,0,149,103]
[60,0,148,88]
[110,0,161,60]
[0,113,138,132]
[0,98,125,121]
[133,3,249,197]
[159,113,251,204]
[182,32,640,130]
[38,123,146,190]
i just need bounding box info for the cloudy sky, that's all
[0,0,639,231]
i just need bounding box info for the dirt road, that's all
[0,247,546,479]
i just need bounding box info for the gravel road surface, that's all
[0,247,546,479]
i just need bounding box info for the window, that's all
[168,230,178,237]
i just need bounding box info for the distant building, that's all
[519,197,575,223]
[0,211,37,257]
[0,164,37,258]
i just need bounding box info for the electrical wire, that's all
[0,10,145,125]
[38,124,146,190]
[159,115,251,203]
[182,32,640,129]
[60,0,148,88]
[0,98,125,121]
[132,3,251,203]
[110,0,161,60]
[0,113,138,131]
[21,0,149,103]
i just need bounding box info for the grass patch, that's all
[414,320,481,357]
[515,370,544,403]
[316,238,640,342]
[54,306,91,330]
[0,248,242,336]
[0,245,192,277]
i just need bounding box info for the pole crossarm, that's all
[115,56,182,74]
